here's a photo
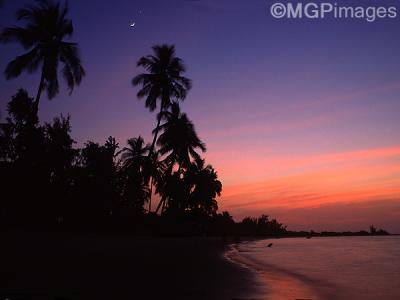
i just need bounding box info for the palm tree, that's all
[157,102,206,170]
[155,159,222,216]
[132,44,191,154]
[121,136,149,174]
[143,150,166,212]
[120,136,151,210]
[156,169,187,214]
[186,159,222,216]
[0,0,85,114]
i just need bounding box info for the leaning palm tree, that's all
[157,102,206,170]
[0,0,85,114]
[132,44,191,154]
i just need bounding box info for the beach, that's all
[2,233,400,300]
[228,236,400,300]
[0,233,265,300]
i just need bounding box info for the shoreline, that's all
[225,236,400,300]
[225,239,321,300]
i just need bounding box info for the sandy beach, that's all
[1,233,265,300]
[226,243,320,300]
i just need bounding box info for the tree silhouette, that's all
[3,89,44,165]
[144,150,166,212]
[0,90,37,162]
[121,136,150,175]
[157,102,206,170]
[6,89,38,127]
[186,159,221,217]
[74,138,119,222]
[44,114,75,176]
[154,159,222,217]
[120,136,151,212]
[0,0,85,113]
[43,114,76,223]
[132,44,191,154]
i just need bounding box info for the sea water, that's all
[227,236,400,300]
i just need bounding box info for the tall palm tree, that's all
[0,0,85,114]
[132,44,191,154]
[157,102,206,170]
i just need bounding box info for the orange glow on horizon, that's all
[213,145,400,229]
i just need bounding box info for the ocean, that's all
[226,236,400,300]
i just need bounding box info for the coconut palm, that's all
[155,161,194,215]
[157,102,206,170]
[0,0,85,114]
[155,159,221,216]
[120,136,151,210]
[143,150,166,212]
[186,159,222,216]
[121,136,149,174]
[132,44,191,153]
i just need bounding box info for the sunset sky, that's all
[1,0,400,232]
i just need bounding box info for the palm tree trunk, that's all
[161,199,166,214]
[149,104,163,155]
[34,72,45,115]
[147,101,166,211]
[148,177,153,212]
[155,198,164,214]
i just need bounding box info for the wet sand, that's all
[0,233,265,300]
[226,243,320,300]
[227,236,400,300]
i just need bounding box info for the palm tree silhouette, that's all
[153,103,206,215]
[155,168,186,214]
[0,0,85,114]
[186,159,222,216]
[121,136,150,174]
[144,150,166,212]
[120,136,151,210]
[157,102,206,170]
[132,44,191,154]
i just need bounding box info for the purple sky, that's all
[1,0,400,232]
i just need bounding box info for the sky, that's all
[1,0,400,232]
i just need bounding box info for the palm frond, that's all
[0,26,36,48]
[5,47,42,79]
